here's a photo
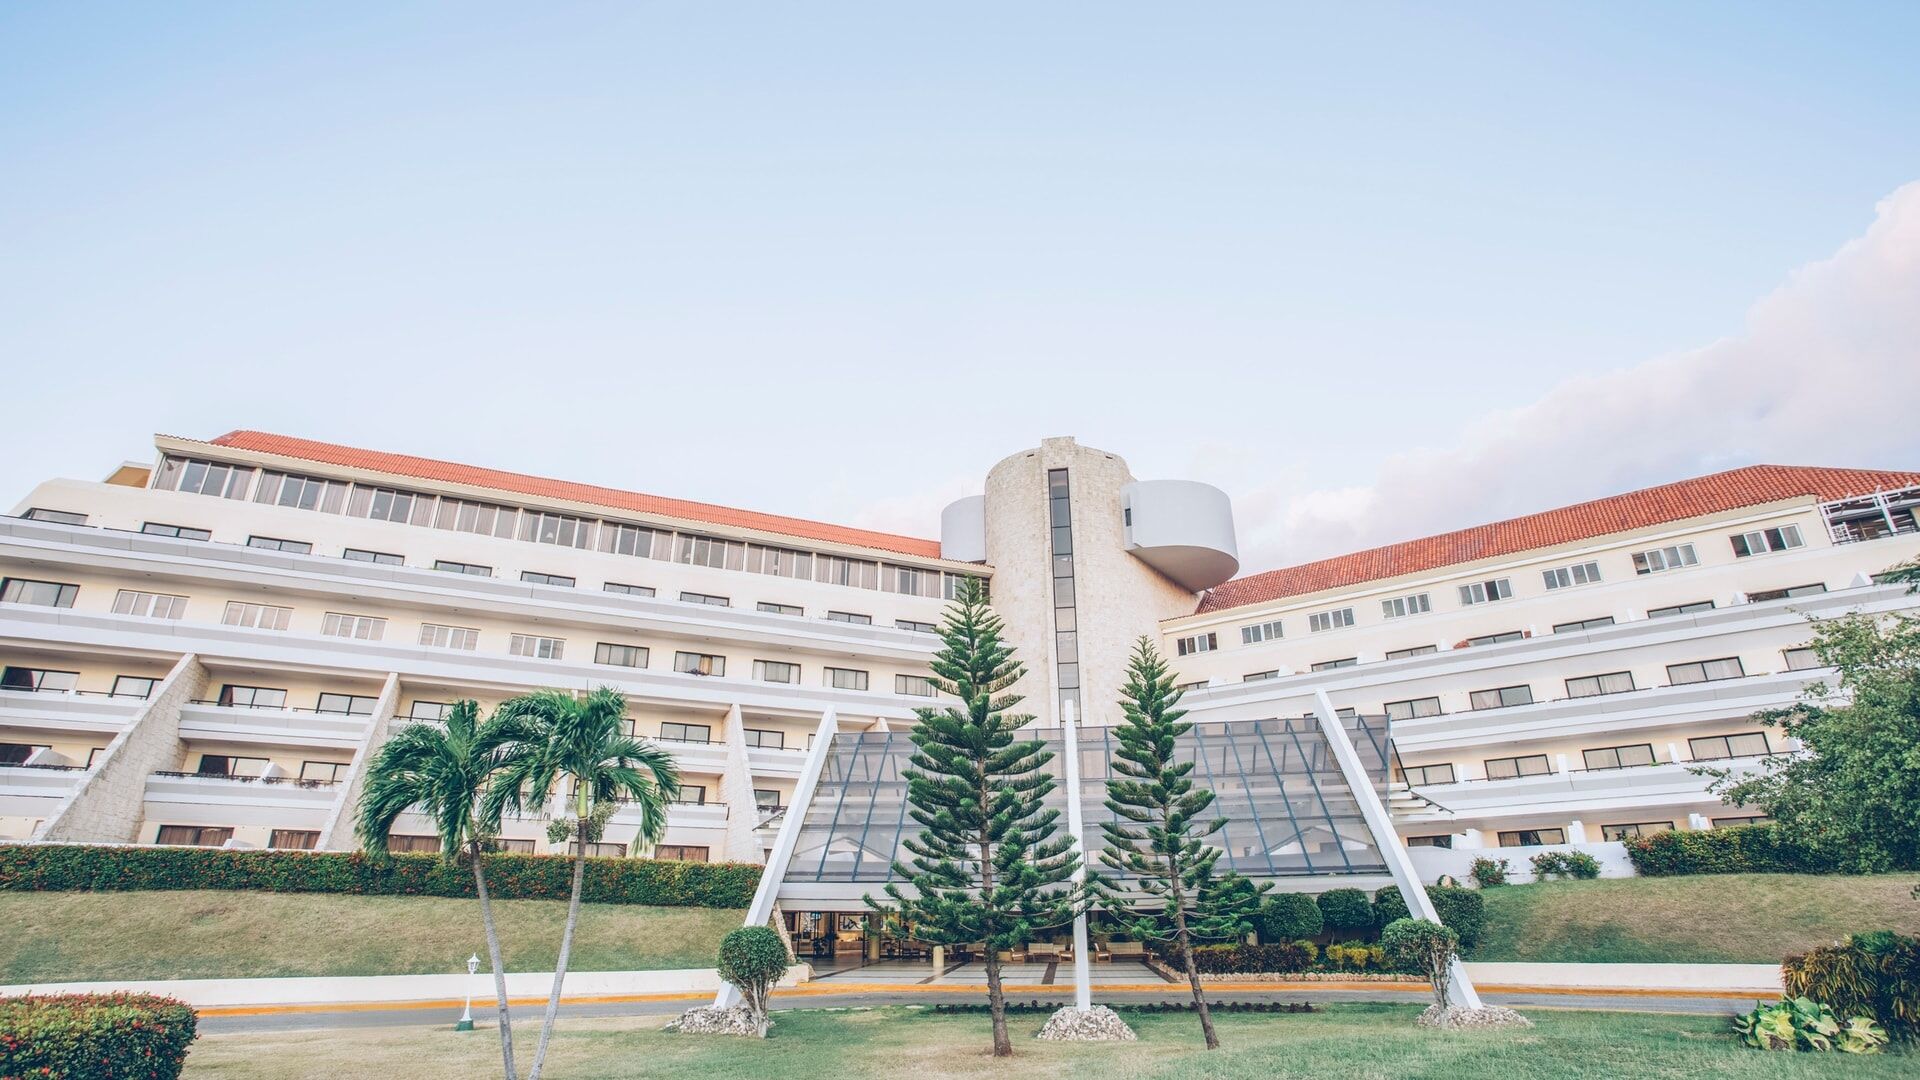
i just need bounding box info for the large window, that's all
[605,581,655,597]
[757,601,803,616]
[826,667,870,691]
[141,522,211,540]
[1469,685,1534,710]
[432,559,493,577]
[1648,600,1714,618]
[520,511,594,549]
[1565,671,1635,698]
[1240,620,1284,644]
[521,571,576,588]
[1,667,78,692]
[1310,657,1356,671]
[257,471,346,513]
[197,754,268,777]
[1464,630,1524,647]
[659,721,711,744]
[387,834,442,854]
[154,456,253,499]
[217,685,287,709]
[270,829,320,850]
[746,544,812,580]
[676,534,743,571]
[655,845,709,862]
[744,728,786,749]
[409,701,452,721]
[1632,543,1698,575]
[674,651,724,677]
[247,535,313,554]
[1782,646,1822,671]
[1749,583,1827,602]
[419,623,481,650]
[316,693,378,715]
[1457,578,1513,605]
[111,675,158,698]
[600,523,668,560]
[432,497,517,539]
[1552,615,1615,634]
[1401,762,1456,786]
[299,760,350,783]
[1731,525,1804,558]
[1542,561,1602,590]
[1498,828,1566,847]
[815,554,878,589]
[1688,731,1770,760]
[343,548,404,565]
[1483,754,1552,780]
[1667,657,1746,685]
[223,601,292,631]
[509,634,565,660]
[1307,608,1355,633]
[23,508,87,525]
[679,591,730,607]
[1176,632,1218,655]
[113,590,187,619]
[1380,593,1430,619]
[321,612,386,641]
[1601,821,1672,841]
[884,564,941,597]
[1384,696,1442,721]
[594,642,648,668]
[156,825,234,847]
[825,611,872,625]
[1242,670,1279,682]
[896,674,936,697]
[896,619,937,634]
[1,578,78,608]
[753,659,798,684]
[1385,644,1437,659]
[1581,743,1656,770]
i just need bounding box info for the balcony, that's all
[1399,756,1769,825]
[746,743,809,776]
[0,762,87,818]
[660,800,729,830]
[142,771,340,830]
[178,700,374,750]
[0,687,142,737]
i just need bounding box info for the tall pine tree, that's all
[1095,638,1267,1049]
[874,577,1083,1057]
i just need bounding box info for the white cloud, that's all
[1223,180,1920,573]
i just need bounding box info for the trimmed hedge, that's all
[0,845,760,908]
[0,993,197,1079]
[1188,942,1315,974]
[1623,823,1838,877]
[1428,885,1485,949]
[1372,885,1410,928]
[1317,887,1374,932]
[1254,892,1324,943]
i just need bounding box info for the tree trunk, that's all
[471,841,519,1080]
[527,819,587,1080]
[1174,916,1218,1050]
[984,950,1011,1057]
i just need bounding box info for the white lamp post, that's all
[455,953,479,1031]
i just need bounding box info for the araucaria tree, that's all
[484,687,679,1080]
[357,699,521,1080]
[1094,639,1266,1050]
[875,577,1083,1057]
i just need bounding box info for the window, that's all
[111,675,158,698]
[1782,646,1822,671]
[1,668,78,692]
[1,578,78,608]
[755,788,782,809]
[1749,583,1827,602]
[1553,615,1615,634]
[1483,754,1551,780]
[746,544,813,580]
[1242,670,1279,682]
[744,728,786,749]
[0,742,48,764]
[1582,743,1656,770]
[408,701,452,721]
[1667,657,1746,685]
[299,760,350,783]
[676,534,744,571]
[679,591,730,607]
[753,659,798,684]
[418,623,480,650]
[1384,697,1442,721]
[316,693,378,716]
[343,548,405,565]
[520,511,594,549]
[113,590,187,619]
[259,471,345,513]
[432,559,492,577]
[896,619,937,634]
[321,612,386,641]
[494,839,537,854]
[1310,657,1356,671]
[1713,815,1773,828]
[349,486,418,524]
[594,642,648,668]
[1464,630,1525,647]
[156,457,253,499]
[1240,620,1284,644]
[674,651,724,677]
[1307,608,1355,633]
[156,825,234,847]
[1176,680,1208,691]
[247,536,313,554]
[815,554,878,590]
[1404,835,1453,849]
[1457,578,1513,605]
[509,634,565,660]
[757,601,803,616]
[1731,525,1804,558]
[24,508,87,525]
[1648,600,1714,618]
[1632,543,1698,574]
[604,581,655,597]
[827,667,870,691]
[1498,828,1566,847]
[1175,632,1219,655]
[1469,685,1534,710]
[599,522,667,559]
[387,834,441,854]
[896,674,936,697]
[222,601,291,631]
[659,721,711,744]
[825,610,872,625]
[1566,671,1636,698]
[884,563,942,598]
[197,754,268,777]
[655,845,709,862]
[141,522,211,541]
[1601,821,1672,841]
[269,829,320,850]
[1380,593,1431,619]
[1542,561,1602,590]
[217,685,287,709]
[1385,644,1438,660]
[1688,731,1770,760]
[522,571,576,588]
[1401,763,1456,785]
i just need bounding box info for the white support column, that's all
[316,672,402,851]
[1062,698,1092,1012]
[717,704,763,863]
[1566,820,1588,844]
[1313,690,1482,1010]
[715,707,839,1009]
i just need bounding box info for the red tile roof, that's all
[1196,465,1920,615]
[199,430,946,560]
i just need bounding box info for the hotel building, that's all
[3,431,1917,876]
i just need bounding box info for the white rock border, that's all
[664,1005,767,1037]
[1416,1004,1533,1030]
[1034,1004,1138,1042]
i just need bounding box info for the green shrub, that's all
[1735,997,1887,1053]
[716,926,789,1035]
[1428,885,1486,949]
[1469,856,1509,887]
[1381,918,1460,1009]
[0,993,197,1079]
[1184,942,1314,974]
[1372,885,1409,928]
[1529,850,1602,880]
[0,844,759,907]
[1254,892,1323,943]
[1316,887,1373,933]
[1783,933,1920,1041]
[1624,824,1838,876]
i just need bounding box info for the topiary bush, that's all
[1254,892,1323,943]
[1428,885,1486,949]
[1530,850,1602,880]
[716,926,790,1036]
[1782,932,1920,1042]
[0,993,197,1079]
[1316,888,1373,935]
[1372,885,1409,928]
[1381,918,1460,1011]
[1624,824,1838,876]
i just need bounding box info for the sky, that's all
[3,3,1917,576]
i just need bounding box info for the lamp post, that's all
[455,953,479,1031]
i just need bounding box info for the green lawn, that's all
[0,890,743,982]
[183,1004,1914,1080]
[1472,873,1920,963]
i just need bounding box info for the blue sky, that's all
[3,4,1917,572]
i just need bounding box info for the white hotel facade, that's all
[2,430,1917,872]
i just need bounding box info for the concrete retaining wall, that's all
[1464,961,1780,994]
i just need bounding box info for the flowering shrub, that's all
[0,993,197,1079]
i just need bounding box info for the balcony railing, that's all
[190,699,377,717]
[152,771,342,790]
[0,762,89,772]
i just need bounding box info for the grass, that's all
[0,890,743,982]
[1472,873,1920,963]
[182,1003,1915,1079]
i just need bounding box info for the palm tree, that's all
[483,686,678,1080]
[357,700,521,1080]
